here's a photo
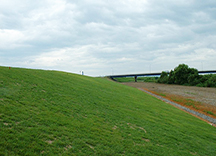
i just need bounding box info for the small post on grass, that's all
[9,67,11,70]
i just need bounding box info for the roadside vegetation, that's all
[158,64,216,87]
[113,64,215,88]
[1,66,216,155]
[114,77,158,83]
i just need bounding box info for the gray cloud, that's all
[0,0,216,76]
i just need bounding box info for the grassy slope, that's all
[0,66,215,156]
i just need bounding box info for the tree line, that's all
[158,64,216,87]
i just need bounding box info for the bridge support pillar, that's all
[135,76,137,82]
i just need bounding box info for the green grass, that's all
[114,77,158,83]
[204,110,214,116]
[158,93,166,97]
[0,66,216,155]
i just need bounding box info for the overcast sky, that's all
[1,0,216,76]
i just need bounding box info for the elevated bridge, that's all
[108,70,216,82]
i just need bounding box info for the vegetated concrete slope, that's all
[0,66,216,156]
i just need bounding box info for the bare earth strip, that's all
[122,82,216,125]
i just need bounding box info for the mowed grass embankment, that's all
[0,66,216,155]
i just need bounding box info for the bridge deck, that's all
[108,70,216,81]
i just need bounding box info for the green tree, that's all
[173,64,190,85]
[207,74,216,87]
[157,64,215,88]
[187,68,199,85]
[158,71,168,83]
[200,74,216,87]
[168,70,175,84]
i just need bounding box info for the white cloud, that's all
[0,0,216,76]
[0,29,27,49]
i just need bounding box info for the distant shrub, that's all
[168,70,175,84]
[198,74,216,87]
[158,64,216,87]
[157,71,169,83]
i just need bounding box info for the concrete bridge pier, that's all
[135,76,137,82]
